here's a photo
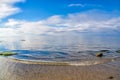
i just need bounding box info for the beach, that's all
[0,57,120,80]
[0,0,120,80]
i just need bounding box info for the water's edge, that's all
[1,56,120,66]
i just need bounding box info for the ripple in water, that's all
[0,35,120,66]
[1,50,119,66]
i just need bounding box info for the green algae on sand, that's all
[0,52,17,56]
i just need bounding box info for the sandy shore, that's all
[0,57,120,80]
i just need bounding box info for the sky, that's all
[0,0,120,36]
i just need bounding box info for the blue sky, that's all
[4,0,120,20]
[0,0,120,36]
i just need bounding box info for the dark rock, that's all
[108,76,114,79]
[21,40,25,41]
[96,52,103,57]
[78,51,82,53]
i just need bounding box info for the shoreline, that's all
[1,56,120,66]
[0,57,120,80]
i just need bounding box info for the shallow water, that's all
[0,34,120,64]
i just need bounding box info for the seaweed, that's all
[0,52,17,56]
[116,50,120,53]
[100,50,109,52]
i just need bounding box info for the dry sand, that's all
[0,57,120,80]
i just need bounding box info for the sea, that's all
[0,33,120,64]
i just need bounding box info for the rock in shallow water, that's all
[96,52,103,57]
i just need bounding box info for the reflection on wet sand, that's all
[0,57,120,80]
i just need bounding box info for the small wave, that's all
[1,50,120,66]
[4,57,120,66]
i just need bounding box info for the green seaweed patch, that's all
[100,50,109,52]
[116,50,120,53]
[0,52,17,56]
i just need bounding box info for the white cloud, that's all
[68,3,102,8]
[42,15,63,24]
[4,19,56,35]
[1,10,120,36]
[0,28,20,36]
[68,4,85,7]
[0,0,25,20]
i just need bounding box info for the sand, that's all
[0,57,120,80]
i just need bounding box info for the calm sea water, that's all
[0,34,120,62]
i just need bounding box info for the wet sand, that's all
[0,57,120,80]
